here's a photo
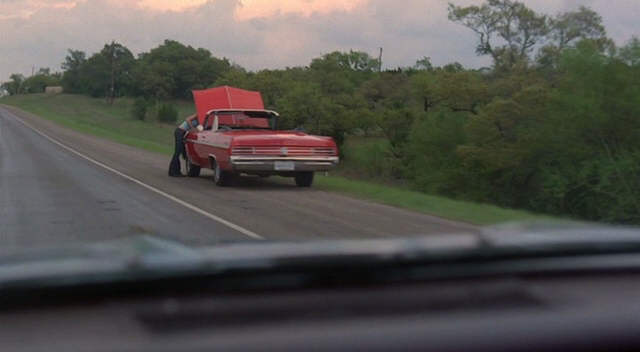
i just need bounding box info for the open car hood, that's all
[192,86,265,125]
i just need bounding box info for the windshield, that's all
[0,0,639,313]
[208,112,275,130]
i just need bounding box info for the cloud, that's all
[104,0,368,18]
[0,0,639,81]
[235,0,367,19]
[0,0,76,19]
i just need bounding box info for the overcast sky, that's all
[1,0,639,81]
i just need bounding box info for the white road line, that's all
[4,108,264,240]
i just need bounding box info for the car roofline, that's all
[206,109,280,117]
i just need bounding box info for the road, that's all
[0,105,475,251]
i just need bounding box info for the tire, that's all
[185,157,201,177]
[295,172,314,187]
[213,160,233,187]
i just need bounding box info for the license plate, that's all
[274,161,295,171]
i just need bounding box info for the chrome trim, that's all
[232,162,268,165]
[231,146,337,156]
[206,109,280,117]
[230,159,338,172]
[188,139,229,149]
[230,156,339,163]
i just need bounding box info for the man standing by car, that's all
[168,114,203,177]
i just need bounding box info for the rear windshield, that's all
[206,112,272,130]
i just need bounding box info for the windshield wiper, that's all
[2,226,640,298]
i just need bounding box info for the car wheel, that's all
[294,172,314,187]
[213,161,232,187]
[185,157,201,177]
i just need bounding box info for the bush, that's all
[340,137,393,180]
[157,103,178,123]
[131,97,148,120]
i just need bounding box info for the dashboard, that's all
[1,272,639,351]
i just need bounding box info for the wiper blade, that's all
[481,223,640,252]
[2,225,640,293]
[195,224,640,268]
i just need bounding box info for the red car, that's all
[184,86,339,187]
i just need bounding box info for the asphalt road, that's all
[0,105,475,250]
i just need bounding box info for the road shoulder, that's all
[2,103,480,238]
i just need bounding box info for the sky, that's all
[0,0,639,81]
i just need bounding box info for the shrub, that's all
[131,97,148,120]
[157,103,178,123]
[340,137,393,180]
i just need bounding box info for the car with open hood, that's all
[183,86,339,187]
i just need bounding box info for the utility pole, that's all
[378,47,383,73]
[108,41,116,105]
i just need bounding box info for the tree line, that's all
[3,0,640,224]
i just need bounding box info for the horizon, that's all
[1,0,639,81]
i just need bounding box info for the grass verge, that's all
[1,94,192,155]
[314,175,553,226]
[2,93,553,225]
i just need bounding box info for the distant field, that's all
[1,93,554,225]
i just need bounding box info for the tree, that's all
[412,70,488,114]
[448,0,548,70]
[2,74,25,95]
[537,44,640,221]
[441,62,465,73]
[131,97,149,121]
[103,42,135,104]
[360,72,415,158]
[361,72,412,110]
[538,6,608,68]
[457,83,550,206]
[214,65,251,90]
[619,37,640,67]
[22,68,61,93]
[414,57,434,71]
[67,43,134,99]
[311,51,380,73]
[345,50,381,72]
[62,49,86,71]
[276,82,329,132]
[244,69,304,109]
[548,7,606,50]
[310,50,379,95]
[135,40,231,99]
[61,49,87,93]
[404,110,469,195]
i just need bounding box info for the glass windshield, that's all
[0,0,638,302]
[215,112,273,130]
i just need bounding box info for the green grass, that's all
[1,93,554,225]
[1,94,193,155]
[313,175,553,226]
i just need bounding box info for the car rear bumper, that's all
[229,156,339,173]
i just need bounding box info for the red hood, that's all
[226,131,336,148]
[192,86,264,124]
